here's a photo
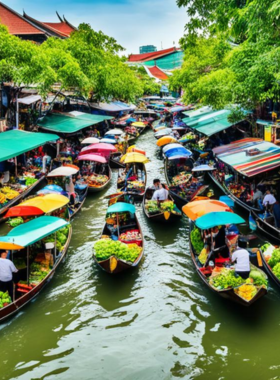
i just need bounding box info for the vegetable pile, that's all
[0,187,20,206]
[94,239,142,262]
[7,217,24,228]
[119,230,142,242]
[145,200,175,214]
[172,172,191,186]
[0,291,12,308]
[190,227,204,253]
[25,177,37,187]
[43,225,69,252]
[210,268,244,289]
[268,248,280,268]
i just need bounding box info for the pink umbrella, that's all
[80,143,117,155]
[77,154,107,163]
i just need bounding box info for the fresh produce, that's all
[87,174,109,187]
[268,248,280,268]
[272,263,280,279]
[0,291,12,308]
[172,172,191,186]
[261,243,271,252]
[234,284,258,301]
[249,270,268,286]
[0,187,20,202]
[198,248,208,265]
[25,177,37,186]
[210,268,245,289]
[146,200,160,213]
[7,217,24,228]
[161,201,174,212]
[94,239,142,262]
[119,230,142,242]
[190,227,204,253]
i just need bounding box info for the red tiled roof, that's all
[43,22,75,37]
[129,47,179,63]
[0,2,44,35]
[147,66,168,81]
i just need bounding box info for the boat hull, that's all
[0,226,73,323]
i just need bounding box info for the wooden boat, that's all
[142,187,182,222]
[0,216,72,322]
[117,163,147,200]
[164,160,209,209]
[93,203,144,274]
[109,152,125,169]
[0,176,46,218]
[189,221,267,306]
[86,166,112,193]
[47,166,88,218]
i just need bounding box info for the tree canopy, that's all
[173,0,280,109]
[0,23,157,101]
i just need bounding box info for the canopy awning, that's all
[214,138,280,177]
[0,130,59,162]
[0,216,68,249]
[18,95,42,105]
[38,112,112,134]
[183,106,212,118]
[107,202,135,214]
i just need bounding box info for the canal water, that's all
[1,129,280,380]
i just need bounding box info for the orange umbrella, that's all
[182,199,233,221]
[156,136,177,147]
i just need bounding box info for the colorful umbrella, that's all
[5,205,45,218]
[162,143,183,153]
[156,136,177,147]
[105,129,123,136]
[107,202,135,214]
[77,154,107,163]
[47,166,79,177]
[81,137,100,145]
[195,211,245,230]
[132,122,146,128]
[120,152,150,164]
[20,194,69,214]
[182,200,233,221]
[37,185,64,195]
[81,143,117,154]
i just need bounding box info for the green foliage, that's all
[268,249,280,268]
[272,263,280,279]
[190,227,204,253]
[0,23,145,101]
[211,269,245,289]
[94,239,141,263]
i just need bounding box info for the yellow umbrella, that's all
[132,122,146,128]
[120,152,150,164]
[20,194,69,214]
[182,200,233,221]
[127,145,146,155]
[0,242,24,250]
[157,136,177,147]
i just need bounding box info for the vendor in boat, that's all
[231,237,250,279]
[213,226,230,258]
[252,186,263,207]
[93,128,100,138]
[152,179,161,190]
[152,183,169,201]
[263,189,276,211]
[0,251,18,299]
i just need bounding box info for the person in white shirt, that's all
[263,190,276,207]
[0,251,18,299]
[231,238,250,279]
[152,183,169,201]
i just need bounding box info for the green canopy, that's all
[256,119,274,126]
[0,216,68,249]
[183,106,213,118]
[0,130,59,163]
[38,113,113,134]
[107,202,135,214]
[185,110,230,128]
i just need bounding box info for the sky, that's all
[8,0,187,54]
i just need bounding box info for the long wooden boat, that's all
[109,152,126,169]
[117,163,147,200]
[93,214,144,274]
[208,171,280,243]
[68,185,88,218]
[87,166,112,193]
[189,221,267,306]
[0,216,72,322]
[164,160,209,209]
[142,188,182,222]
[0,176,46,218]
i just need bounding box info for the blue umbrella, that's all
[195,211,245,230]
[165,147,192,158]
[107,202,136,214]
[37,185,65,195]
[126,118,137,124]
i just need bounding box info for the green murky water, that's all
[1,130,280,380]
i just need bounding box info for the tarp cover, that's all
[38,112,112,134]
[0,130,59,162]
[0,216,68,248]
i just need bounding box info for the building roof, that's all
[23,12,76,38]
[128,47,180,63]
[145,65,168,81]
[0,2,45,35]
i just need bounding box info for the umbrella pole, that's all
[54,232,57,262]
[27,246,29,287]
[116,213,120,238]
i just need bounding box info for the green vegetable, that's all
[93,240,141,263]
[190,227,204,253]
[211,269,245,289]
[0,291,11,308]
[261,243,270,252]
[25,178,37,187]
[249,270,267,286]
[273,263,280,279]
[268,248,280,268]
[7,217,24,228]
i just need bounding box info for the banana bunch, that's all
[1,186,12,194]
[0,193,6,204]
[1,187,19,200]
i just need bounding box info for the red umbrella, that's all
[80,143,117,155]
[77,154,107,163]
[5,206,44,218]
